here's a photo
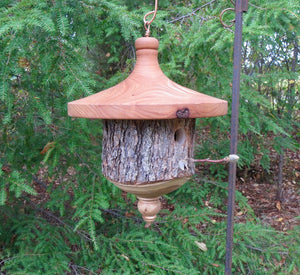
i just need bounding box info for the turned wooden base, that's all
[110,177,190,198]
[111,177,190,226]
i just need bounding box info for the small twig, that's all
[248,3,266,10]
[200,179,228,190]
[140,262,186,275]
[100,207,144,224]
[245,245,264,252]
[0,256,19,266]
[69,264,96,275]
[0,253,51,266]
[6,52,11,65]
[74,152,99,177]
[169,0,216,23]
[79,1,95,9]
[156,212,222,224]
[32,176,48,190]
[70,263,80,275]
[245,244,289,255]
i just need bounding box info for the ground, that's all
[236,148,300,231]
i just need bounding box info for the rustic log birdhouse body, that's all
[68,37,227,226]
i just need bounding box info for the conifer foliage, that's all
[0,0,299,274]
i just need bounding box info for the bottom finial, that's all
[137,197,161,227]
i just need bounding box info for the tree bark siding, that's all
[102,119,195,185]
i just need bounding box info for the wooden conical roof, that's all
[68,37,227,120]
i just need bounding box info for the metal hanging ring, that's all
[144,11,155,36]
[220,7,235,28]
[143,0,158,37]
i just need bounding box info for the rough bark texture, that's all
[102,119,195,185]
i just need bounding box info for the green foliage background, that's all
[0,0,299,274]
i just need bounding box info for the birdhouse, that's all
[68,37,227,226]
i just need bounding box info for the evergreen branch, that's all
[0,255,44,267]
[282,8,300,20]
[26,199,93,242]
[0,252,70,266]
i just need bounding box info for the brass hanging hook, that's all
[143,0,158,37]
[220,7,235,28]
[220,0,248,28]
[220,0,235,28]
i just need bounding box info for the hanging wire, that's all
[192,154,239,164]
[143,0,158,37]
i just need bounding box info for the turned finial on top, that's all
[135,37,159,51]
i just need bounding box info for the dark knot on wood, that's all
[176,108,190,119]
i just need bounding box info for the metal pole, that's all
[225,0,248,274]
